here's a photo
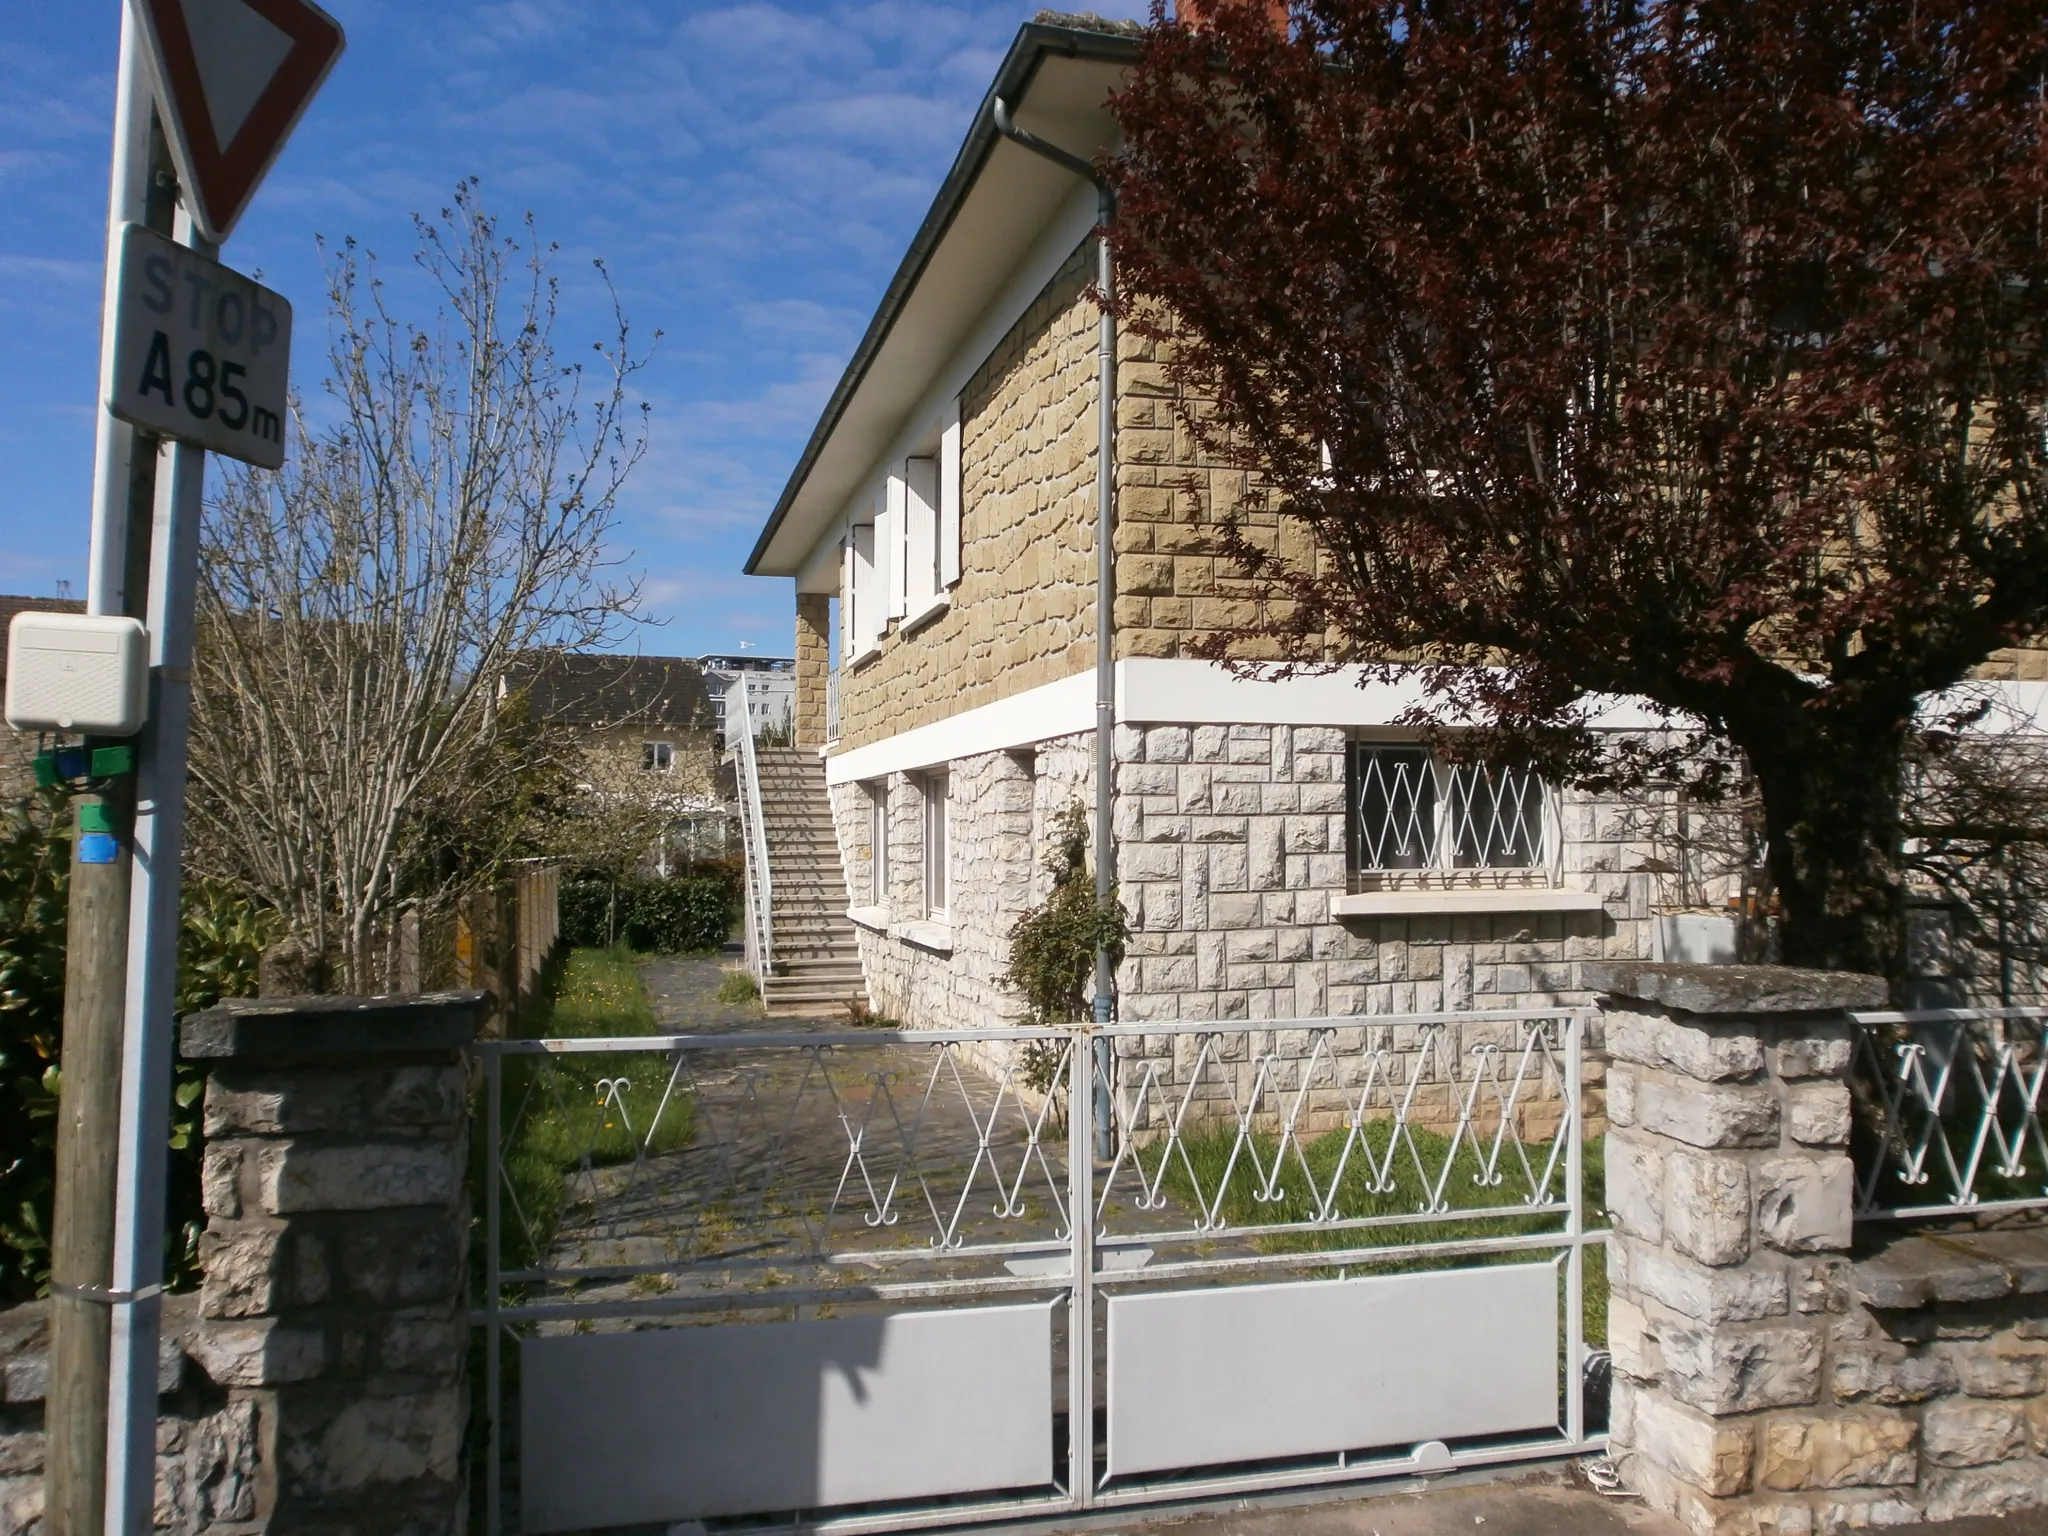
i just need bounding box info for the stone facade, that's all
[1597,962,2048,1533]
[833,244,1103,752]
[0,992,488,1536]
[832,734,1095,1031]
[795,593,830,749]
[831,717,1742,1036]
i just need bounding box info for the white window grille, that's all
[924,770,950,920]
[642,740,674,773]
[1346,742,1550,885]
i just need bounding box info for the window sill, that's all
[1331,888,1606,918]
[849,643,882,669]
[846,905,890,932]
[900,594,949,636]
[895,919,954,954]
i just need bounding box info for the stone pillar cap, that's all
[180,990,494,1060]
[1583,961,1885,1016]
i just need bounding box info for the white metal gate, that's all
[475,1009,1608,1535]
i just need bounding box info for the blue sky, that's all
[0,0,1149,657]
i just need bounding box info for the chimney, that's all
[1175,0,1291,32]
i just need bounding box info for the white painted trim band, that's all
[826,659,2048,784]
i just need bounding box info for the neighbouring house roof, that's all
[0,595,85,693]
[502,652,712,734]
[744,13,1143,579]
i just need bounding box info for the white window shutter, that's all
[905,456,938,611]
[853,522,879,649]
[886,472,908,618]
[939,395,962,588]
[841,536,856,659]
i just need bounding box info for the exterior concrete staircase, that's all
[752,747,870,1017]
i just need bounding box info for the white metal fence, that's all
[474,1009,1608,1535]
[730,674,774,984]
[1849,1007,2048,1220]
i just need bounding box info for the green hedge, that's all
[560,875,734,954]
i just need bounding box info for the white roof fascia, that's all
[802,176,1102,595]
[750,37,1131,579]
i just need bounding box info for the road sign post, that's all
[37,3,343,1531]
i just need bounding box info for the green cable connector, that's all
[32,753,60,790]
[90,745,137,777]
[77,802,118,835]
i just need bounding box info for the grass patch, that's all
[1138,1121,1608,1344]
[715,968,759,1005]
[495,947,693,1269]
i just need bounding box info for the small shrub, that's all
[1003,801,1126,1027]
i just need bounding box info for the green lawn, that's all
[1136,1120,1608,1344]
[496,947,694,1269]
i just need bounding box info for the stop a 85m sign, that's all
[108,223,292,469]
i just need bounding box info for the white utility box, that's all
[5,611,149,735]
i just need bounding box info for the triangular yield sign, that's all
[132,0,345,245]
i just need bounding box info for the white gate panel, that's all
[1106,1263,1557,1479]
[520,1302,1054,1534]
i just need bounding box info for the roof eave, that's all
[742,19,1142,577]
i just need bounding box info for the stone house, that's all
[500,651,728,868]
[743,13,2048,1032]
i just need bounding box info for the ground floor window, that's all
[924,770,950,919]
[867,780,888,907]
[642,740,673,772]
[1346,741,1548,884]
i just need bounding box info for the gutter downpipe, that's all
[992,97,1116,1162]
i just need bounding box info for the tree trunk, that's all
[1740,714,1908,983]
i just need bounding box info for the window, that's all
[642,740,674,773]
[924,771,950,920]
[1346,742,1547,884]
[868,780,889,907]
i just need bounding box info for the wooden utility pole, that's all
[43,53,177,1535]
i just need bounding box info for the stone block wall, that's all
[795,593,830,749]
[1598,962,2048,1532]
[830,734,1100,1031]
[0,1297,260,1535]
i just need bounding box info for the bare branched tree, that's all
[187,182,652,990]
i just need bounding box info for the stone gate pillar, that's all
[180,990,490,1535]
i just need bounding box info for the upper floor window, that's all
[642,740,674,773]
[1346,742,1549,884]
[844,397,962,660]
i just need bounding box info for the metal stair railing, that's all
[731,673,774,985]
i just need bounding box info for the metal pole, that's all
[990,98,1119,1156]
[486,1050,505,1536]
[46,16,167,1534]
[1090,187,1117,1162]
[104,204,213,1532]
[1066,1027,1095,1509]
[1563,1012,1586,1447]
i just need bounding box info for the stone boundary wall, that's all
[0,991,488,1536]
[1598,962,2048,1532]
